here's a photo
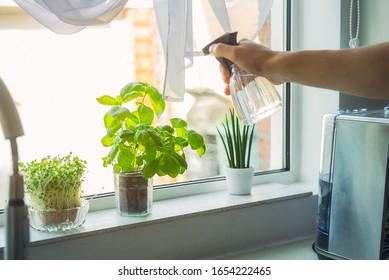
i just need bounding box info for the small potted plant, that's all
[97,81,206,216]
[19,152,89,232]
[216,109,256,195]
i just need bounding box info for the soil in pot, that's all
[114,173,152,216]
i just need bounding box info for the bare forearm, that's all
[211,41,389,99]
[271,43,389,99]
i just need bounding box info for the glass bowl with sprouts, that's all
[19,152,89,232]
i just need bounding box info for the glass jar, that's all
[114,172,153,217]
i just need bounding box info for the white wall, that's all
[291,0,341,187]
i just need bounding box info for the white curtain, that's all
[14,0,274,101]
[14,0,128,34]
[153,0,274,101]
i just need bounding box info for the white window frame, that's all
[85,0,294,212]
[0,0,292,216]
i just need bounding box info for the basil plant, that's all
[97,82,206,179]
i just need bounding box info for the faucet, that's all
[0,78,29,260]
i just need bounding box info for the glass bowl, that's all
[28,200,89,232]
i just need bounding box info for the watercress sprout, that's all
[19,152,87,210]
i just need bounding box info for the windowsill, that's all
[221,237,318,260]
[0,182,317,260]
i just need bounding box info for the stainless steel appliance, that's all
[314,107,389,260]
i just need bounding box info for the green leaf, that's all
[143,144,157,161]
[143,158,159,179]
[175,127,187,138]
[118,129,135,142]
[147,128,162,146]
[102,156,110,168]
[107,144,119,164]
[135,128,150,144]
[146,84,165,117]
[216,108,254,168]
[161,125,174,134]
[108,106,130,121]
[172,153,188,170]
[195,146,206,157]
[135,157,143,167]
[106,122,121,137]
[121,90,143,103]
[134,130,149,143]
[159,154,180,178]
[187,130,205,149]
[96,95,118,106]
[137,104,154,125]
[113,164,121,173]
[117,148,134,172]
[170,118,187,128]
[120,82,145,101]
[125,113,140,128]
[174,137,188,150]
[103,112,115,129]
[101,135,114,147]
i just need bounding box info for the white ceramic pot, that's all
[224,166,255,195]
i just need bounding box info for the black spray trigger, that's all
[202,31,238,70]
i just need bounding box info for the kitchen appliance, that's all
[313,107,389,260]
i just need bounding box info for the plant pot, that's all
[225,166,255,195]
[28,199,90,232]
[114,172,153,216]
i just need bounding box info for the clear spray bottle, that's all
[203,32,282,125]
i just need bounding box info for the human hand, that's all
[210,40,285,95]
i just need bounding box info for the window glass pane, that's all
[0,2,286,210]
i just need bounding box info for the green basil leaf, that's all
[101,135,114,147]
[107,144,119,163]
[103,112,115,129]
[106,122,121,137]
[117,148,134,172]
[119,129,135,142]
[137,104,154,125]
[173,153,188,170]
[170,118,187,128]
[121,90,143,103]
[125,113,140,128]
[146,85,165,117]
[188,130,205,149]
[120,82,144,98]
[96,95,118,106]
[143,158,159,179]
[108,106,130,120]
[159,154,180,178]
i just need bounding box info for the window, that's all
[0,0,290,210]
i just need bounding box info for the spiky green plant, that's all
[216,109,256,168]
[19,152,87,210]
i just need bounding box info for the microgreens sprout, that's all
[19,152,87,210]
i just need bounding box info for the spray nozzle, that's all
[202,31,238,69]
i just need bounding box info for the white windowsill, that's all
[0,181,317,260]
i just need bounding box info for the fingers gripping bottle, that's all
[203,32,282,125]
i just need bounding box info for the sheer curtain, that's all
[153,0,274,101]
[14,0,128,34]
[14,0,274,100]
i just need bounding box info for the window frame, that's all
[86,0,294,212]
[0,0,293,221]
